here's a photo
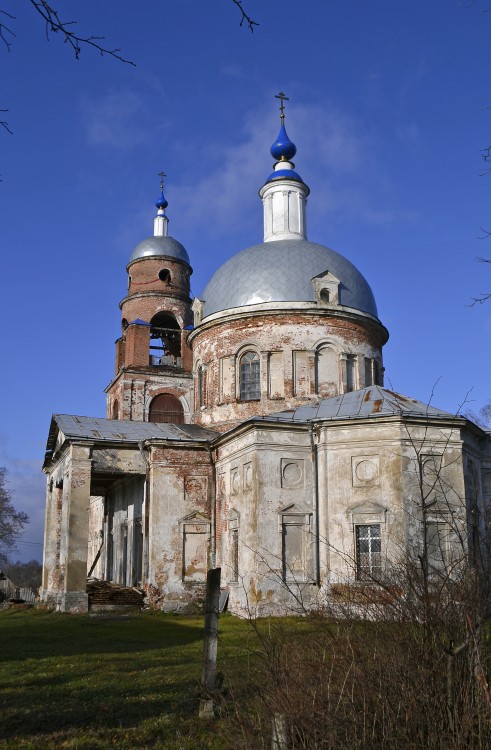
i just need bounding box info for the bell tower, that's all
[105,176,194,423]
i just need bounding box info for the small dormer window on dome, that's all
[312,271,341,307]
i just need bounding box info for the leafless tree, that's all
[219,401,491,749]
[0,467,28,565]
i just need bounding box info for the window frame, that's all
[238,350,261,401]
[355,523,382,581]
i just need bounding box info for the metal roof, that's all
[52,414,217,444]
[129,235,190,265]
[255,386,457,423]
[201,239,378,318]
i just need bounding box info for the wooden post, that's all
[199,567,221,718]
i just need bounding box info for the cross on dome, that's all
[155,170,168,211]
[275,91,289,121]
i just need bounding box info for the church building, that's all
[41,98,491,614]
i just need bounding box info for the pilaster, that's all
[59,444,92,613]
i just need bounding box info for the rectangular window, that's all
[355,524,382,580]
[364,357,373,387]
[346,354,357,392]
[230,528,239,582]
[374,360,380,386]
[240,352,260,400]
[197,366,204,408]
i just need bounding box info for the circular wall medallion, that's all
[231,472,240,493]
[355,460,377,483]
[282,462,302,486]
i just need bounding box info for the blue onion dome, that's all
[270,123,297,162]
[155,190,168,210]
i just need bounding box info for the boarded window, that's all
[220,356,235,401]
[293,351,308,396]
[316,347,338,395]
[355,524,382,580]
[240,351,260,401]
[281,514,310,582]
[149,393,184,424]
[268,352,284,398]
[182,525,208,582]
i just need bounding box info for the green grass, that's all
[0,607,255,750]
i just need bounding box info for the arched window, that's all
[148,393,184,424]
[112,400,119,420]
[239,351,260,401]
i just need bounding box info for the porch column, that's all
[60,444,92,613]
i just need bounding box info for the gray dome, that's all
[129,236,190,265]
[202,240,378,318]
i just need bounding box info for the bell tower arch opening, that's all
[150,312,181,365]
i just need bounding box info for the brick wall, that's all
[191,309,386,427]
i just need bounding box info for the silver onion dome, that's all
[129,236,190,265]
[201,239,378,318]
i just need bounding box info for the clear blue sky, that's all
[1,0,490,561]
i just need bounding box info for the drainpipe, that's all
[138,441,151,582]
[309,423,321,586]
[207,445,217,569]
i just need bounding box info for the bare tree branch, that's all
[0,109,12,135]
[470,293,491,305]
[0,8,15,51]
[469,256,491,304]
[26,0,136,65]
[231,0,259,32]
